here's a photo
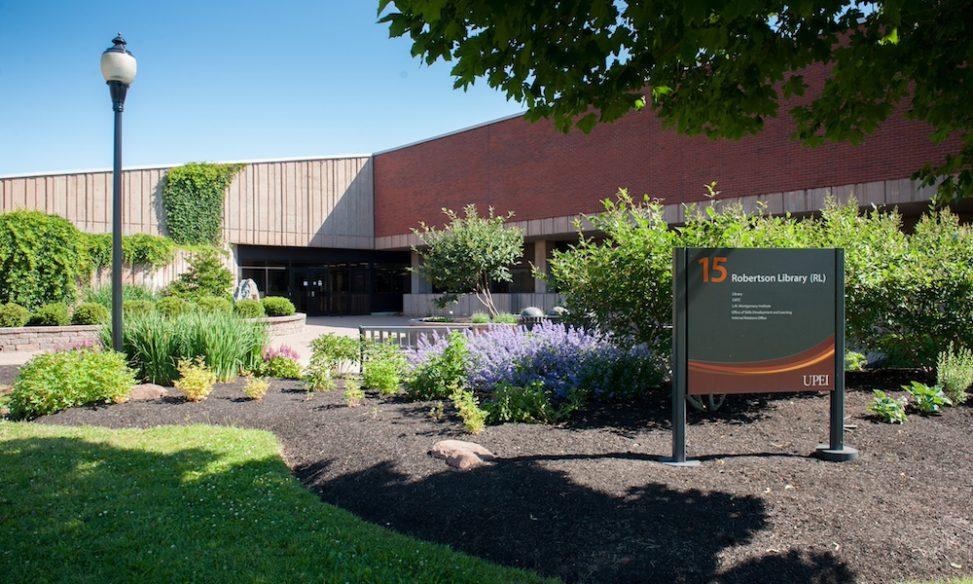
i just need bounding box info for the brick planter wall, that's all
[0,325,101,353]
[259,313,306,338]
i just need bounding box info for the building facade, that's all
[1,108,965,316]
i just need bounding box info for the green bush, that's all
[242,375,270,400]
[844,351,868,372]
[470,312,490,324]
[406,332,468,400]
[71,302,109,325]
[164,248,233,300]
[492,312,519,324]
[111,312,267,385]
[903,381,952,415]
[156,296,190,318]
[81,283,158,310]
[162,162,243,246]
[9,349,134,418]
[451,387,486,434]
[484,381,560,425]
[867,390,908,424]
[262,296,296,317]
[309,334,359,377]
[234,299,265,318]
[304,364,335,392]
[362,341,408,395]
[937,342,973,404]
[83,232,176,269]
[28,303,70,327]
[175,357,217,402]
[261,356,303,380]
[0,302,30,328]
[195,296,233,314]
[123,300,156,318]
[0,210,88,310]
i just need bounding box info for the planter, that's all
[0,324,101,353]
[253,313,306,338]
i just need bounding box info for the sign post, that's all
[665,247,857,465]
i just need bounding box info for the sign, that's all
[666,247,857,465]
[686,248,836,395]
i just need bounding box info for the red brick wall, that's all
[374,98,959,238]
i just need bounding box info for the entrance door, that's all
[292,269,326,316]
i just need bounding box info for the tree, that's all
[412,205,524,317]
[379,1,973,201]
[163,248,234,300]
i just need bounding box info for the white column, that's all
[410,250,432,293]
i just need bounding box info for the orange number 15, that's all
[698,256,728,283]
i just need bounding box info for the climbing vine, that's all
[162,162,244,245]
[83,232,176,269]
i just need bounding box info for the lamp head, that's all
[100,33,137,86]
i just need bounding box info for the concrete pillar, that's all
[533,239,548,294]
[410,251,432,293]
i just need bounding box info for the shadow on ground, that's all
[296,454,854,583]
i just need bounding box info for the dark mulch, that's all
[21,366,973,584]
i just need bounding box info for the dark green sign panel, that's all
[685,248,837,395]
[665,247,857,465]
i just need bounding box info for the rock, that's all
[129,384,169,401]
[430,439,496,471]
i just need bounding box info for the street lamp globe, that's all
[100,34,137,85]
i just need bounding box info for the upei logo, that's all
[803,374,830,387]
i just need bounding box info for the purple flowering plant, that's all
[263,344,300,362]
[407,321,663,399]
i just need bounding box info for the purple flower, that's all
[263,344,300,362]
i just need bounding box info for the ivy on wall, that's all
[162,162,244,246]
[84,232,176,269]
[0,211,88,310]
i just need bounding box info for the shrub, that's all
[157,296,190,318]
[234,299,265,318]
[0,302,30,327]
[937,342,973,404]
[262,356,303,380]
[0,210,87,310]
[451,388,487,434]
[343,378,365,407]
[866,390,907,424]
[262,296,296,317]
[112,312,266,385]
[471,312,490,324]
[903,381,952,415]
[362,341,408,395]
[195,296,232,314]
[162,162,243,246]
[175,357,217,402]
[9,349,134,418]
[81,283,158,310]
[28,303,70,327]
[83,232,176,269]
[304,364,335,392]
[71,302,109,325]
[309,334,359,377]
[406,332,469,400]
[844,351,868,372]
[484,381,558,424]
[492,312,519,324]
[243,375,270,400]
[164,248,234,300]
[410,321,664,401]
[123,300,156,317]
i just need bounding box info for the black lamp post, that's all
[100,34,137,351]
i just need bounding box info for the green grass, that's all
[0,422,553,583]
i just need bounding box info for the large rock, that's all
[129,384,170,401]
[430,439,497,471]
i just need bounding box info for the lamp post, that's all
[100,34,137,351]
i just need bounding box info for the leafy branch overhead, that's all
[379,1,973,201]
[411,205,524,317]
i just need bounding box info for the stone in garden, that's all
[129,384,170,401]
[430,439,496,470]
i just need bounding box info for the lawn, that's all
[0,421,552,584]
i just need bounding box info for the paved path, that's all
[0,315,415,368]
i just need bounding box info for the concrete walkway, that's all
[0,315,415,368]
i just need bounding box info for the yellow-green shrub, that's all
[175,357,217,402]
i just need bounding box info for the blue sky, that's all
[0,1,523,176]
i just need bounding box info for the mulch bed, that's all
[11,363,972,584]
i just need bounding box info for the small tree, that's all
[412,205,523,317]
[163,248,234,300]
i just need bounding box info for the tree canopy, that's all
[379,1,973,201]
[412,205,524,316]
